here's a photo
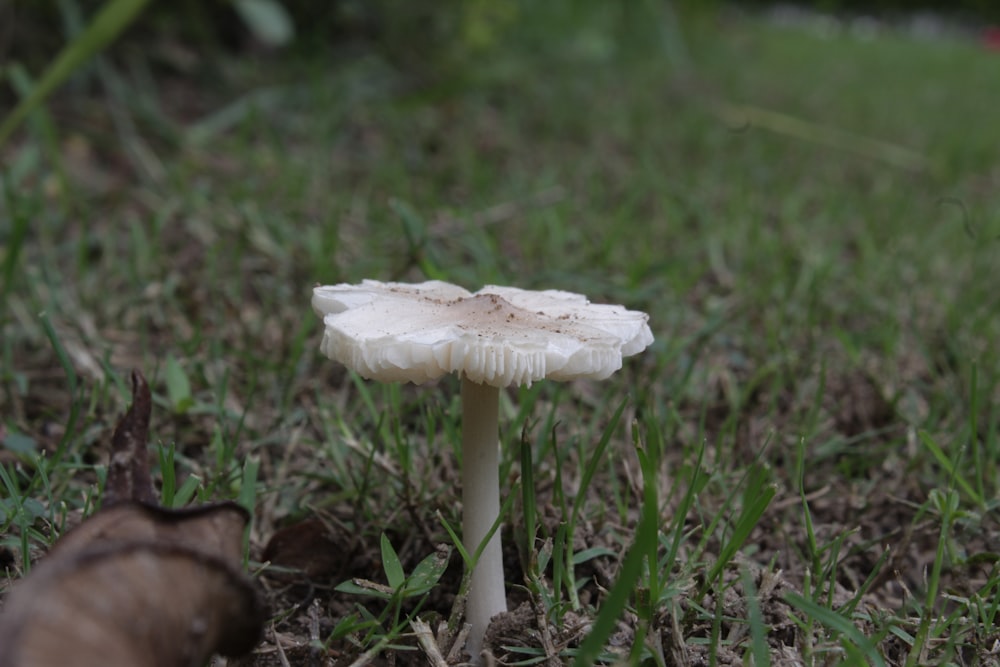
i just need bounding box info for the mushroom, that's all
[312,279,653,659]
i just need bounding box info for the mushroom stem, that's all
[461,376,506,660]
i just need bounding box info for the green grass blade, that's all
[705,465,776,586]
[636,444,659,620]
[435,490,516,570]
[0,0,151,147]
[520,432,538,569]
[171,474,201,508]
[659,438,706,591]
[0,181,32,306]
[38,312,81,472]
[570,396,628,527]
[741,566,771,667]
[917,430,979,505]
[796,436,821,576]
[968,363,985,507]
[164,355,194,414]
[238,456,260,564]
[785,592,887,667]
[908,488,958,666]
[0,463,31,572]
[158,442,177,507]
[6,64,73,203]
[405,546,450,597]
[713,103,933,173]
[381,533,406,591]
[572,474,658,666]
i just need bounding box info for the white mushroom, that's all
[312,279,653,660]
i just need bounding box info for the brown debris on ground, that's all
[0,371,266,667]
[103,371,157,506]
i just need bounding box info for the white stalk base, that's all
[461,377,507,662]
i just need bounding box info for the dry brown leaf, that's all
[0,368,266,666]
[104,370,155,506]
[46,501,251,565]
[0,542,265,667]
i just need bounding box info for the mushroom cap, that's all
[312,280,654,387]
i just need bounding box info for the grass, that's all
[2,2,999,664]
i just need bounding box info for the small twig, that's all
[308,598,324,666]
[771,484,831,511]
[434,620,452,658]
[445,623,472,664]
[341,431,400,475]
[348,578,396,596]
[668,600,689,666]
[532,596,559,665]
[411,618,449,667]
[271,625,292,667]
[346,647,379,667]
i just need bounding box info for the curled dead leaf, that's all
[104,370,155,506]
[0,369,266,666]
[0,541,265,667]
[47,501,251,565]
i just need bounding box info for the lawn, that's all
[1,3,999,665]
